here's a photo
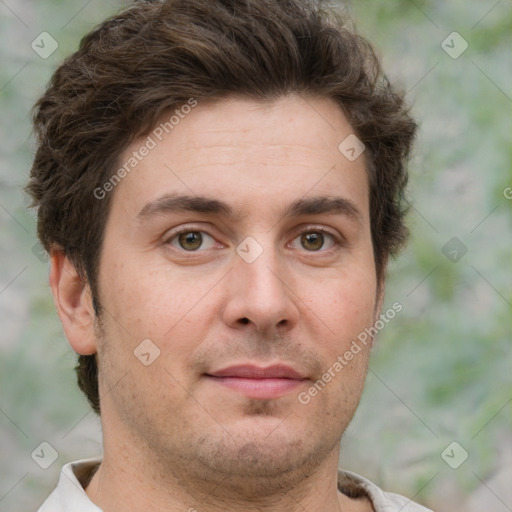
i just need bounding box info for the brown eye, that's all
[178,231,203,250]
[289,228,339,253]
[166,228,218,253]
[300,232,325,251]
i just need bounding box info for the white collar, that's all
[38,458,432,512]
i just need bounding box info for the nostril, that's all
[240,317,250,325]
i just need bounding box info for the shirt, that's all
[37,458,433,512]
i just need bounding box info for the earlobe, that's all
[49,249,97,355]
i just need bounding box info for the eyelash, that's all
[164,225,343,253]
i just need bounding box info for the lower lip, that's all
[206,376,306,399]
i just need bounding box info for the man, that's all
[27,0,429,510]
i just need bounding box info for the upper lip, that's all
[207,364,306,380]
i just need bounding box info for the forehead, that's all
[110,94,369,224]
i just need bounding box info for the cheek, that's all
[308,269,377,339]
[98,263,222,372]
[102,258,203,324]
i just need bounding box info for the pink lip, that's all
[209,364,305,379]
[205,364,307,399]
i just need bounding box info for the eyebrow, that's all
[137,193,363,224]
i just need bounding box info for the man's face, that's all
[94,95,379,490]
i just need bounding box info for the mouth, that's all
[204,364,308,400]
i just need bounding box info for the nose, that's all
[221,241,300,335]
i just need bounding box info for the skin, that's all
[50,95,381,512]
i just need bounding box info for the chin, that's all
[189,420,335,487]
[193,438,315,498]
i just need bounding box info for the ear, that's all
[49,249,97,355]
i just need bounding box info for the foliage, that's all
[0,1,510,510]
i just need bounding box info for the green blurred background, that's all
[0,1,510,510]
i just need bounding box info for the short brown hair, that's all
[26,0,416,414]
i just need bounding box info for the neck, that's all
[85,442,365,512]
[85,400,374,512]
